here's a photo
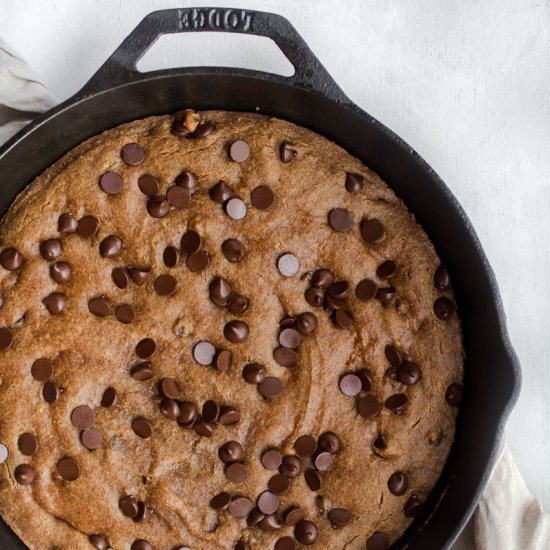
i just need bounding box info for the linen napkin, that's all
[1,38,549,550]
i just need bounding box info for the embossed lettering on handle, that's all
[178,8,254,31]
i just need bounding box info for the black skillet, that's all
[0,7,521,549]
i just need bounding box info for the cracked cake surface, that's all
[0,111,463,550]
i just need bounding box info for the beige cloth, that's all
[1,38,549,550]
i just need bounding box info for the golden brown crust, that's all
[0,111,463,549]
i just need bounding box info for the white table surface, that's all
[2,0,549,546]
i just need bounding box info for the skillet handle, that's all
[79,7,351,105]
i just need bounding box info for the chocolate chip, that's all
[377,260,396,279]
[247,508,265,526]
[312,269,333,288]
[186,250,210,272]
[80,427,101,450]
[258,377,283,399]
[284,506,305,526]
[131,362,154,381]
[42,382,60,403]
[261,449,282,470]
[318,432,340,454]
[295,519,318,545]
[277,253,299,277]
[345,172,364,192]
[101,387,117,408]
[175,171,197,190]
[257,491,279,514]
[177,401,198,427]
[138,175,160,196]
[218,441,244,464]
[131,541,152,550]
[161,246,180,269]
[397,362,421,385]
[339,373,362,396]
[352,369,369,393]
[193,341,216,365]
[445,383,463,406]
[243,363,266,384]
[328,507,352,527]
[210,181,233,203]
[88,297,110,317]
[329,208,353,232]
[43,292,65,314]
[275,536,295,550]
[121,143,145,165]
[361,218,385,243]
[167,186,191,208]
[434,265,450,290]
[224,320,249,343]
[171,118,190,137]
[99,235,122,258]
[134,339,155,360]
[159,377,180,399]
[225,197,247,220]
[147,196,170,218]
[313,451,333,471]
[219,406,240,425]
[160,398,180,419]
[129,268,149,286]
[0,247,22,271]
[14,464,34,485]
[77,215,99,237]
[434,297,456,320]
[227,293,249,315]
[328,281,349,299]
[385,345,403,367]
[385,393,408,413]
[268,473,290,494]
[194,420,215,437]
[192,121,215,138]
[404,494,424,517]
[31,358,54,381]
[225,462,247,483]
[71,405,95,429]
[214,349,232,372]
[134,501,153,523]
[229,140,250,162]
[294,434,316,456]
[293,312,316,335]
[132,418,152,439]
[278,328,301,349]
[99,171,123,194]
[228,496,253,517]
[376,287,397,306]
[305,287,325,307]
[18,433,38,456]
[325,294,345,310]
[304,468,322,492]
[40,238,62,261]
[366,533,390,550]
[89,534,109,550]
[259,513,282,531]
[57,457,81,480]
[209,277,232,306]
[154,274,177,295]
[180,230,203,254]
[222,238,245,262]
[115,304,135,324]
[202,400,220,422]
[273,347,298,368]
[50,261,70,283]
[58,213,78,233]
[388,471,409,496]
[210,491,231,511]
[357,395,381,418]
[279,455,301,478]
[251,186,274,209]
[332,309,353,328]
[279,141,297,163]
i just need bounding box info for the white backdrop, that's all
[2,0,549,542]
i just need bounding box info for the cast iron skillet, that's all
[0,7,521,549]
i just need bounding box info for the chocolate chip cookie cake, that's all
[0,110,463,550]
